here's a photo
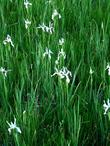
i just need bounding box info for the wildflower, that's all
[89,67,94,75]
[51,67,72,83]
[37,23,46,32]
[103,99,110,115]
[51,67,64,78]
[43,47,53,60]
[37,22,54,34]
[24,0,32,9]
[0,67,11,77]
[59,38,64,46]
[45,22,54,34]
[106,63,110,75]
[52,9,61,20]
[55,49,66,64]
[6,118,21,134]
[25,19,31,29]
[58,49,66,60]
[3,35,14,47]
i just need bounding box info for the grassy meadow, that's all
[0,0,110,145]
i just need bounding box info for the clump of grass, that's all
[0,0,110,145]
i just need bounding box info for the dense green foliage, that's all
[0,0,110,145]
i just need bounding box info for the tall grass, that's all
[0,0,110,145]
